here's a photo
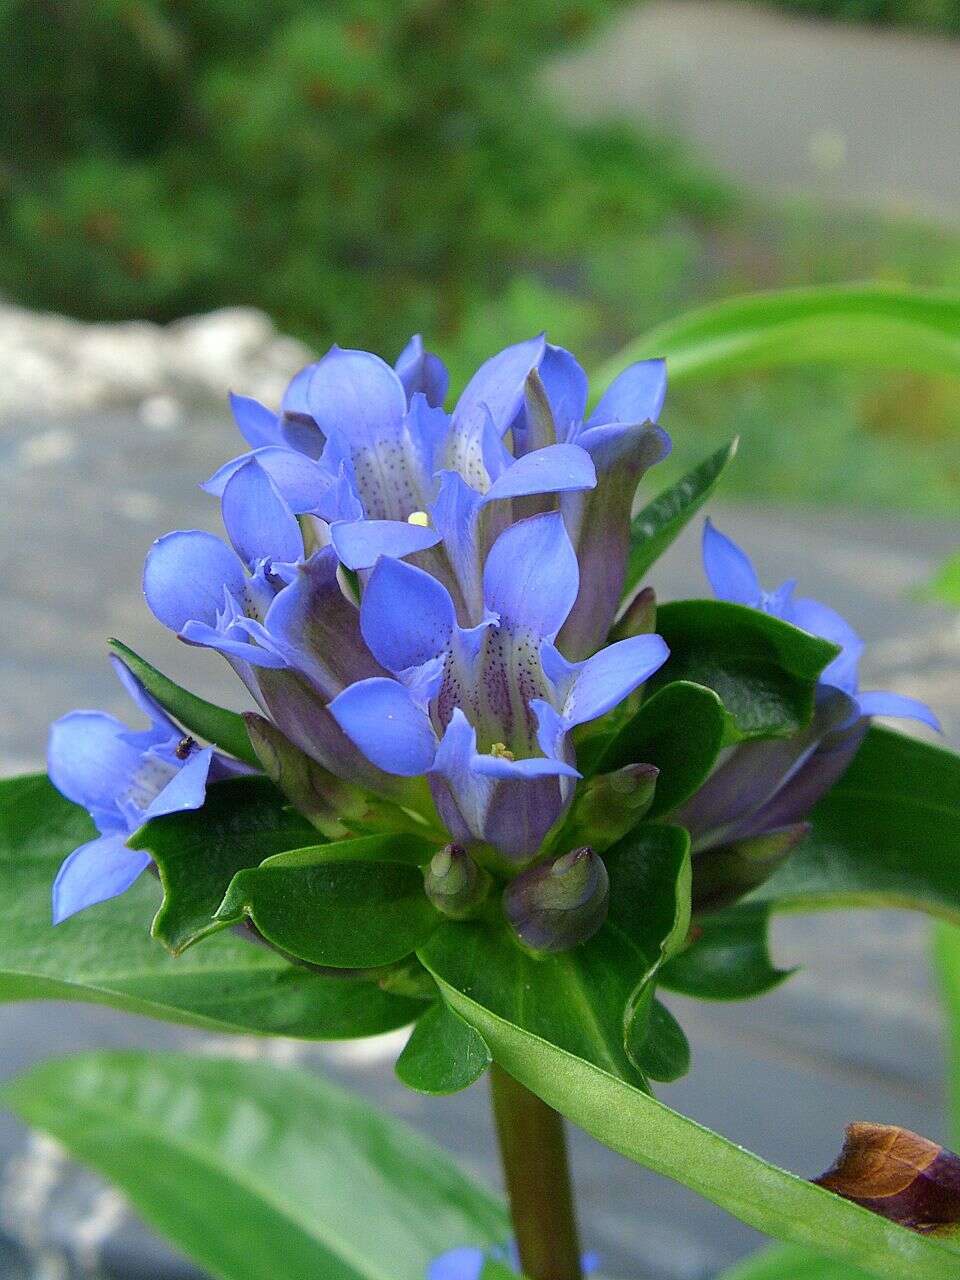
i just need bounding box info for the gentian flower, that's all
[676,520,940,854]
[47,657,251,923]
[427,1243,598,1280]
[327,511,669,863]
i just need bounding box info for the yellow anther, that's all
[407,510,431,527]
[490,742,516,761]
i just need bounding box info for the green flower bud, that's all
[560,762,659,851]
[692,822,810,911]
[504,846,610,953]
[610,586,657,642]
[424,844,490,919]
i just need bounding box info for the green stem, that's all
[489,1063,583,1280]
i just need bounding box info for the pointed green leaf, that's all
[1,1051,508,1280]
[660,906,792,1001]
[422,960,960,1280]
[590,681,726,816]
[109,639,259,767]
[0,774,421,1038]
[652,601,839,740]
[749,727,960,921]
[625,440,738,593]
[216,844,441,969]
[396,1000,492,1095]
[131,776,316,955]
[626,998,691,1083]
[597,285,960,389]
[718,1245,876,1279]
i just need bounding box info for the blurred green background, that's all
[3,0,960,516]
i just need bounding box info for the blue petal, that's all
[472,752,579,780]
[330,519,441,571]
[281,363,319,420]
[539,344,589,438]
[306,346,407,449]
[588,357,666,426]
[430,470,485,621]
[228,393,280,450]
[702,519,762,606]
[426,1246,487,1280]
[361,556,456,673]
[395,334,450,408]
[203,447,333,513]
[483,443,596,504]
[52,833,151,924]
[221,459,303,571]
[483,511,579,640]
[139,747,215,822]
[857,690,941,731]
[262,546,381,695]
[109,654,178,736]
[144,531,246,632]
[180,618,290,669]
[329,678,437,776]
[444,336,546,483]
[545,634,670,727]
[788,595,864,694]
[48,711,142,821]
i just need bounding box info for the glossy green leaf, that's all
[627,997,691,1083]
[423,964,960,1280]
[605,823,692,973]
[216,843,440,969]
[590,681,726,816]
[132,776,316,955]
[625,440,738,594]
[660,906,792,1000]
[109,639,258,767]
[596,285,960,390]
[652,601,838,740]
[395,1000,492,1095]
[718,1244,875,1279]
[749,727,960,921]
[0,774,422,1037]
[1,1051,508,1280]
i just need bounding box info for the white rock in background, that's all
[0,304,315,421]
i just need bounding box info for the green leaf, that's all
[109,639,259,767]
[596,285,960,390]
[626,998,691,1083]
[216,842,441,969]
[625,440,738,594]
[395,1000,492,1095]
[660,906,792,1000]
[132,776,316,955]
[933,923,960,1149]
[0,775,422,1038]
[922,551,960,608]
[590,680,727,816]
[749,727,960,922]
[1,1051,508,1280]
[422,966,960,1280]
[652,601,839,740]
[718,1244,876,1279]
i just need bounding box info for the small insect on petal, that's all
[815,1122,960,1235]
[174,736,196,760]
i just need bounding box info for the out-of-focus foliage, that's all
[760,0,960,36]
[0,0,722,353]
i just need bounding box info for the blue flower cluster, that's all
[47,334,938,925]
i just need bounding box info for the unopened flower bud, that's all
[560,763,659,851]
[815,1123,960,1235]
[610,587,657,642]
[424,844,490,919]
[504,847,610,954]
[692,823,810,911]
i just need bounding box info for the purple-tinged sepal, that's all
[423,844,491,919]
[558,762,659,853]
[692,823,811,912]
[504,846,610,953]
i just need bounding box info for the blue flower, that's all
[201,335,670,658]
[702,518,940,731]
[427,1243,598,1280]
[47,657,251,923]
[328,511,668,863]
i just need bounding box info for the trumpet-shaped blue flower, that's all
[202,335,669,655]
[47,657,250,923]
[329,511,669,862]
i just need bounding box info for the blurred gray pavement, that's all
[548,1,960,224]
[0,393,957,1278]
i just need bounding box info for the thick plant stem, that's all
[489,1063,583,1280]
